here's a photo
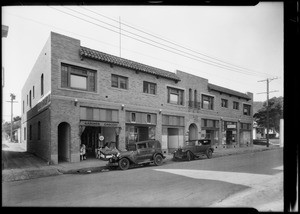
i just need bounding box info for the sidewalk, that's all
[2,141,282,182]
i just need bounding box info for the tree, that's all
[2,116,21,139]
[253,96,283,133]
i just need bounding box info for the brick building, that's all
[21,32,253,164]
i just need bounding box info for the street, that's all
[2,148,283,210]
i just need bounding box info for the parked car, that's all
[106,140,166,170]
[173,139,214,161]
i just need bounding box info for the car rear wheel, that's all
[206,149,213,159]
[186,151,192,161]
[119,158,130,170]
[154,154,163,166]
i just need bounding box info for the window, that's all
[70,74,87,90]
[167,87,184,105]
[41,74,44,96]
[111,74,128,89]
[201,94,214,110]
[33,86,35,99]
[221,99,228,108]
[24,127,26,140]
[29,125,32,140]
[38,121,41,140]
[29,90,32,108]
[61,63,96,92]
[147,114,151,123]
[131,112,136,122]
[143,81,156,95]
[233,101,239,110]
[137,143,147,149]
[243,104,251,116]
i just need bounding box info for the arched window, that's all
[194,90,198,108]
[41,74,44,96]
[189,88,192,107]
[29,90,32,108]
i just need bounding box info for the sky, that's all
[1,3,283,122]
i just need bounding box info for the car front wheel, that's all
[154,154,163,166]
[206,149,213,159]
[119,158,130,170]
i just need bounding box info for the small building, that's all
[21,32,253,164]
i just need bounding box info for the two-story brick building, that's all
[21,32,253,164]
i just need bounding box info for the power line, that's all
[6,12,258,89]
[53,6,270,78]
[80,6,272,78]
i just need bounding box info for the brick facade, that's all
[21,32,253,164]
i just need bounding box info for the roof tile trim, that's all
[80,46,181,81]
[208,83,251,100]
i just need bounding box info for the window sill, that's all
[58,87,98,94]
[142,92,157,97]
[166,102,185,107]
[110,86,128,92]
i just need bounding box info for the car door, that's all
[136,142,151,163]
[198,140,210,154]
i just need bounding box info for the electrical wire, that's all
[5,11,261,89]
[52,6,272,78]
[80,6,272,78]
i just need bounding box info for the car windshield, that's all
[186,140,196,146]
[127,144,136,151]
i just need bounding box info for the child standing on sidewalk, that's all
[80,143,86,161]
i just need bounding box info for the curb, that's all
[2,146,282,182]
[2,167,62,182]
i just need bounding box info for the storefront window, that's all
[125,125,156,145]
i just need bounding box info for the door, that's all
[168,128,179,153]
[226,131,232,144]
[136,142,151,162]
[58,122,71,162]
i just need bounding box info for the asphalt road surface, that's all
[2,148,283,210]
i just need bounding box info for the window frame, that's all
[243,104,251,116]
[233,101,239,110]
[61,63,97,92]
[41,74,44,96]
[201,94,214,110]
[143,81,157,95]
[111,74,128,90]
[167,87,184,105]
[221,98,228,108]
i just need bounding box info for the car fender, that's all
[152,152,165,160]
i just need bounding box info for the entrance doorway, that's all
[188,123,198,141]
[58,122,71,162]
[80,126,118,159]
[168,128,179,153]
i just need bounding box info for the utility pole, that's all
[119,16,121,58]
[6,93,17,142]
[257,77,279,147]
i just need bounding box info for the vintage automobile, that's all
[106,140,166,170]
[173,139,214,161]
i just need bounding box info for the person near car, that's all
[80,143,86,160]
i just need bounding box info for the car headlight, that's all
[116,152,120,157]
